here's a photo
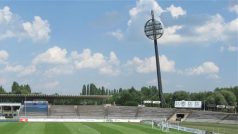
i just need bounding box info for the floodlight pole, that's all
[151,11,165,108]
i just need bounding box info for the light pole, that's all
[144,10,165,107]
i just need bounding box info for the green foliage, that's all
[0,86,6,94]
[220,90,237,106]
[172,91,190,101]
[80,83,118,96]
[112,87,141,106]
[214,91,227,105]
[11,81,31,94]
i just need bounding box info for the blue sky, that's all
[0,0,237,94]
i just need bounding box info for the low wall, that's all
[28,118,141,123]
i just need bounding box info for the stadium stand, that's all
[222,114,238,120]
[49,105,77,118]
[107,106,138,119]
[137,107,174,120]
[77,105,105,118]
[186,110,227,120]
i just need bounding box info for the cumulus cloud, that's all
[0,6,51,42]
[109,0,237,47]
[4,64,36,76]
[108,29,124,40]
[127,55,175,73]
[33,46,68,65]
[44,65,74,77]
[183,61,219,76]
[72,49,120,76]
[166,4,186,19]
[128,0,163,23]
[229,4,238,14]
[22,16,50,42]
[110,0,164,41]
[227,45,238,52]
[0,50,8,63]
[159,25,186,44]
[221,45,238,52]
[0,6,12,24]
[195,14,238,41]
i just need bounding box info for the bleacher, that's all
[222,114,238,121]
[77,105,105,118]
[49,105,77,117]
[137,107,174,119]
[187,110,227,120]
[17,104,238,124]
[107,106,138,119]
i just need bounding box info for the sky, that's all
[0,0,237,95]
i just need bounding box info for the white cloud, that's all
[0,50,8,63]
[229,4,238,14]
[44,65,74,77]
[195,14,238,41]
[184,61,219,75]
[208,74,221,80]
[99,65,120,76]
[110,0,164,41]
[33,46,68,65]
[159,25,186,44]
[72,49,120,76]
[220,45,238,52]
[109,0,237,46]
[226,18,238,32]
[109,51,120,65]
[166,4,186,19]
[108,29,124,40]
[128,0,164,21]
[128,55,175,73]
[0,6,12,24]
[4,64,36,76]
[227,45,238,52]
[72,49,106,69]
[0,6,51,42]
[22,16,50,42]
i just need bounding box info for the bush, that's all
[124,101,138,106]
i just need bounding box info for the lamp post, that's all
[144,10,165,107]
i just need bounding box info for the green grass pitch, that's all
[181,122,238,134]
[0,122,188,134]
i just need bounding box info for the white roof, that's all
[0,103,21,106]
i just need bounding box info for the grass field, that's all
[181,122,238,134]
[0,122,188,134]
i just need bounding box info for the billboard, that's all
[175,101,202,108]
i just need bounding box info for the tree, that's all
[214,91,227,105]
[173,91,190,101]
[11,82,31,94]
[0,86,6,94]
[82,85,86,95]
[206,95,215,105]
[220,90,237,106]
[12,81,20,94]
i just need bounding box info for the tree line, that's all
[111,86,238,108]
[0,82,237,109]
[0,81,31,94]
[80,83,118,95]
